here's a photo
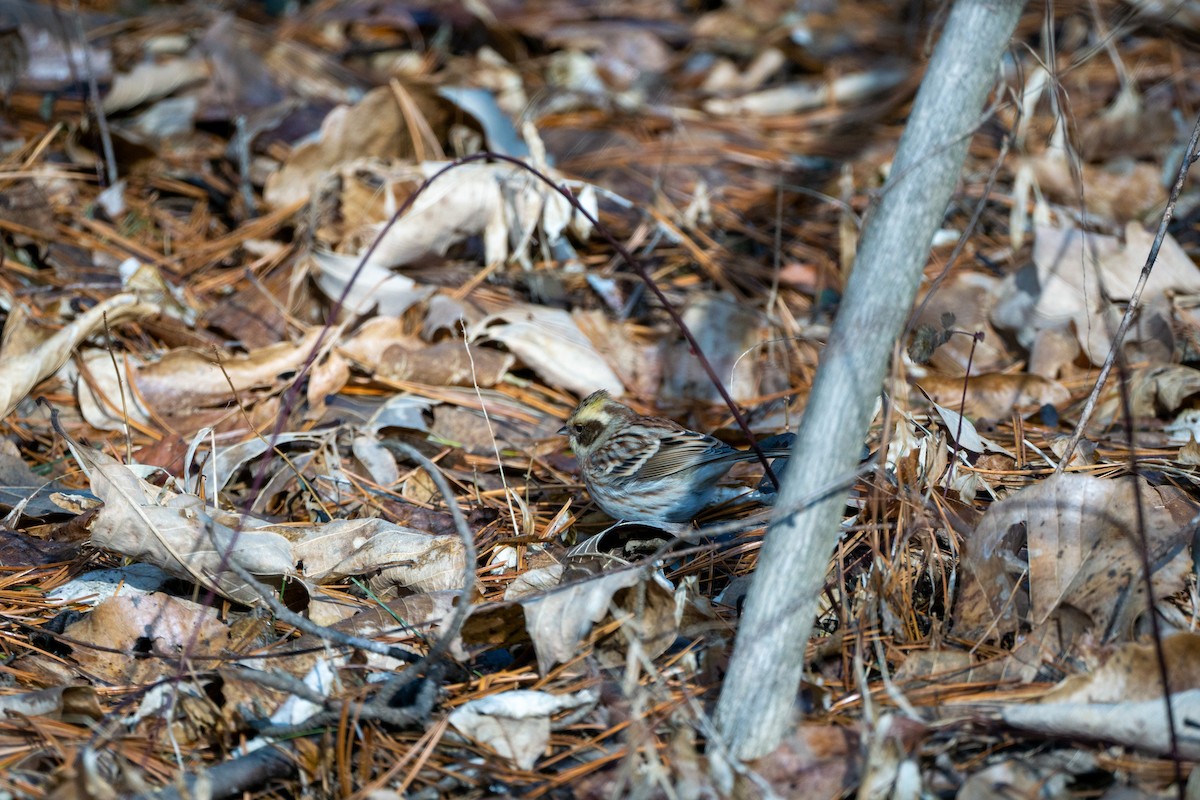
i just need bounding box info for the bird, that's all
[558,390,793,524]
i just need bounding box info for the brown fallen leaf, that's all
[338,315,515,387]
[61,428,297,604]
[749,723,864,799]
[288,517,466,594]
[955,473,1193,644]
[78,328,330,433]
[1090,364,1200,428]
[917,372,1069,420]
[523,566,676,674]
[1042,633,1200,704]
[0,294,159,420]
[1028,150,1165,222]
[910,272,1011,375]
[263,84,448,208]
[21,593,231,686]
[378,339,513,387]
[470,304,624,397]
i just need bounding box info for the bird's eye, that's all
[572,423,584,433]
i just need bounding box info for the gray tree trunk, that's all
[713,0,1026,760]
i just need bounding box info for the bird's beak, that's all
[557,425,568,436]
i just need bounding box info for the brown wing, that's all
[588,425,665,479]
[632,429,742,480]
[588,416,787,482]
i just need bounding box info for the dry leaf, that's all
[448,688,597,770]
[291,517,466,593]
[1042,633,1200,704]
[308,248,435,317]
[703,68,908,116]
[1028,223,1200,364]
[957,760,1066,800]
[317,160,596,274]
[63,433,296,605]
[263,85,443,207]
[77,328,328,432]
[0,687,100,721]
[0,294,159,419]
[504,564,565,601]
[186,432,324,498]
[470,305,624,397]
[661,292,771,403]
[1091,364,1200,428]
[910,272,1011,374]
[917,373,1069,420]
[519,567,675,674]
[751,724,863,800]
[33,593,231,685]
[342,316,511,386]
[102,58,209,114]
[999,690,1200,759]
[1027,150,1165,222]
[956,473,1193,643]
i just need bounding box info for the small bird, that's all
[559,390,793,524]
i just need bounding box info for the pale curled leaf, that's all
[470,305,624,397]
[0,294,159,419]
[291,517,466,593]
[1091,364,1200,428]
[309,248,435,317]
[366,162,510,268]
[76,349,153,432]
[351,434,400,486]
[998,690,1200,759]
[304,155,596,288]
[0,687,98,720]
[102,57,209,114]
[186,432,324,497]
[78,328,329,429]
[504,565,564,601]
[1028,223,1200,363]
[448,688,597,770]
[63,433,295,605]
[703,69,908,116]
[518,567,676,674]
[929,401,987,454]
[131,328,327,410]
[45,563,174,607]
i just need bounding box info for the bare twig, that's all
[224,559,422,664]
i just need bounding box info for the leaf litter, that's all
[1,1,1200,798]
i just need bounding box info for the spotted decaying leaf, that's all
[956,472,1193,643]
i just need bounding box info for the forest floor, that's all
[2,0,1200,798]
